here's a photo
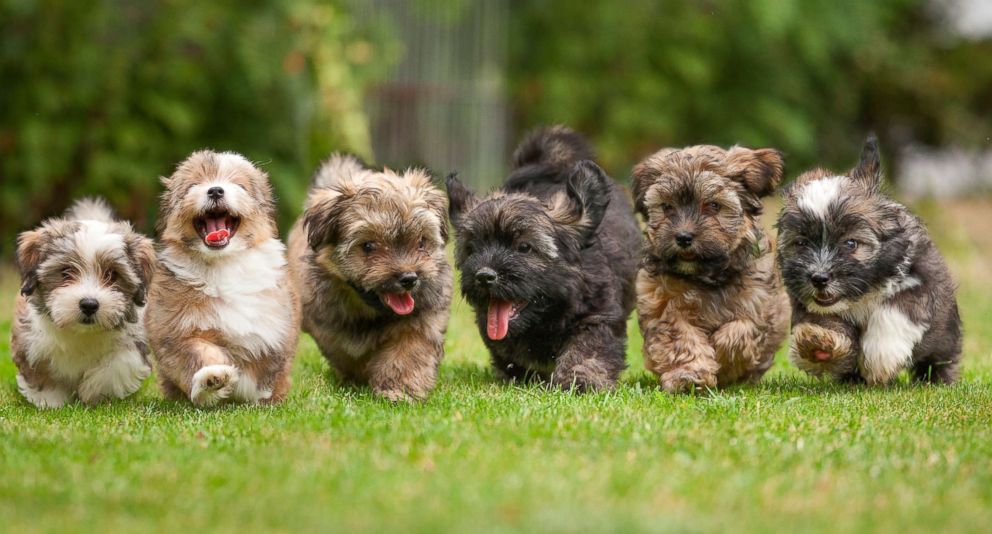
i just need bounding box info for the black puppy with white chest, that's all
[446,126,642,391]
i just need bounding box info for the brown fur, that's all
[632,145,789,392]
[287,154,452,401]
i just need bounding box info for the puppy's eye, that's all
[843,239,858,251]
[704,201,720,215]
[61,267,75,282]
[103,270,118,285]
[418,238,428,251]
[794,239,810,248]
[464,244,475,256]
[361,242,377,254]
[660,203,674,214]
[517,242,532,253]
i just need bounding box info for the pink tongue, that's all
[385,292,415,315]
[814,350,831,361]
[487,300,512,341]
[206,228,230,244]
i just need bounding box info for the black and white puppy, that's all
[11,198,155,407]
[446,126,642,391]
[777,136,962,384]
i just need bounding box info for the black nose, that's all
[810,272,832,289]
[207,186,225,200]
[675,231,694,248]
[79,298,100,316]
[475,267,497,286]
[398,272,418,290]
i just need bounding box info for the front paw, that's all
[552,359,612,392]
[791,323,853,363]
[659,366,717,394]
[711,320,760,364]
[374,387,417,403]
[191,365,240,407]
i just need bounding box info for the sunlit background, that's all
[2,0,991,255]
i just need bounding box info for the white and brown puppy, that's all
[778,136,962,384]
[11,198,155,408]
[147,151,300,407]
[287,154,452,401]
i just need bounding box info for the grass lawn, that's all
[1,199,991,533]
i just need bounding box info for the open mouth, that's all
[382,292,416,315]
[677,251,698,261]
[486,299,526,341]
[194,210,241,249]
[812,293,840,307]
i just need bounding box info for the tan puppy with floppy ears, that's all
[287,154,452,401]
[632,145,789,393]
[146,150,300,407]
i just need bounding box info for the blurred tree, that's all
[508,0,992,181]
[0,0,397,254]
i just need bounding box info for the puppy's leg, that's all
[641,311,718,393]
[366,334,441,402]
[790,311,860,380]
[551,323,626,392]
[15,372,71,409]
[78,348,151,405]
[157,338,239,407]
[711,319,766,385]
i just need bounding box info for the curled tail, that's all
[311,153,368,189]
[511,125,595,172]
[66,197,115,222]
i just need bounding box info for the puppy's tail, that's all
[312,153,367,189]
[511,125,595,172]
[66,197,115,222]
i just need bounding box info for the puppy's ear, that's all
[16,229,45,296]
[303,190,351,251]
[425,181,450,243]
[445,173,477,225]
[850,134,882,193]
[550,160,611,243]
[126,234,157,306]
[630,162,652,217]
[724,147,784,199]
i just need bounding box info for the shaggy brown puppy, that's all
[632,145,789,393]
[287,154,452,401]
[12,198,155,408]
[777,136,962,384]
[146,151,300,407]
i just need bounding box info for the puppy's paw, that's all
[659,367,717,394]
[552,359,612,392]
[375,387,416,403]
[711,320,760,364]
[191,365,240,407]
[791,323,853,363]
[16,375,71,409]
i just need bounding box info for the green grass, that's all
[2,200,992,533]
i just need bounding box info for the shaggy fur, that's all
[447,126,641,391]
[632,144,789,393]
[11,198,155,408]
[287,154,452,401]
[146,151,300,406]
[777,136,962,384]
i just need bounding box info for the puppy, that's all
[632,145,789,393]
[777,136,962,384]
[287,155,452,401]
[147,151,300,406]
[11,198,155,408]
[446,126,641,391]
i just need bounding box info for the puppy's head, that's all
[632,145,783,282]
[447,161,610,341]
[17,214,155,330]
[303,155,448,316]
[157,151,276,256]
[777,135,910,313]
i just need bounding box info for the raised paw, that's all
[190,365,240,407]
[791,323,852,363]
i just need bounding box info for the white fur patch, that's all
[797,176,846,219]
[191,364,240,407]
[78,348,151,404]
[16,374,71,409]
[859,305,927,384]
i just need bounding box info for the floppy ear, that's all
[850,134,882,193]
[303,190,351,251]
[445,173,477,225]
[724,147,784,199]
[16,229,44,296]
[630,162,652,217]
[126,234,157,306]
[549,160,612,244]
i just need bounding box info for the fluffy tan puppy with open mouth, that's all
[146,150,300,407]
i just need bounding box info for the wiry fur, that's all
[287,154,452,401]
[11,198,155,408]
[777,136,962,384]
[632,145,789,393]
[447,126,641,391]
[147,151,300,406]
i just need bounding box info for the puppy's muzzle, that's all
[810,272,831,289]
[397,272,419,290]
[675,231,694,248]
[79,298,100,317]
[475,267,497,287]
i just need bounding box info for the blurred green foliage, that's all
[509,0,992,178]
[0,0,396,253]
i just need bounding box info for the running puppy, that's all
[632,144,789,393]
[287,155,452,401]
[777,136,962,384]
[447,126,641,391]
[147,151,300,406]
[11,198,155,408]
